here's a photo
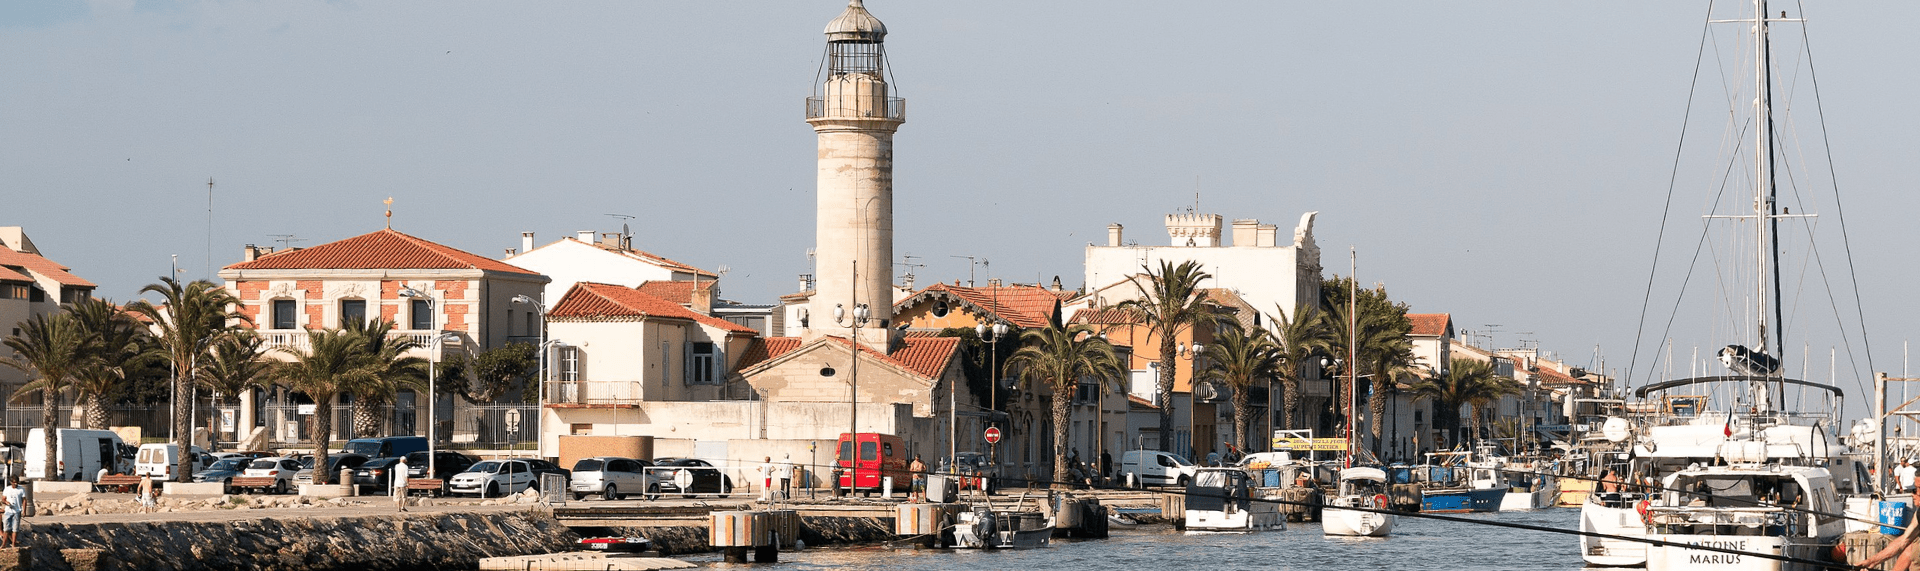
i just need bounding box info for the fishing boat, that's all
[950,505,1052,549]
[1499,463,1560,511]
[1322,467,1396,537]
[1414,448,1508,513]
[1182,467,1284,533]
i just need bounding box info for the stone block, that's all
[31,481,92,496]
[61,548,116,571]
[300,484,351,498]
[162,482,226,496]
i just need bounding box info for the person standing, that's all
[777,454,795,499]
[392,455,410,512]
[2,477,23,548]
[1898,458,1917,494]
[908,454,927,502]
[757,457,774,501]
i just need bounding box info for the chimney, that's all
[521,231,535,253]
[799,274,813,292]
[987,278,1002,287]
[576,230,594,242]
[692,282,714,314]
[1231,219,1259,247]
[599,232,623,249]
[1051,276,1063,292]
[1107,224,1124,247]
[242,244,269,262]
[903,273,915,291]
[1256,224,1278,247]
[504,248,516,258]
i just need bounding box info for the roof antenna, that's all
[606,213,635,249]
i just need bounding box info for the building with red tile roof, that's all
[544,282,759,408]
[0,226,99,387]
[893,282,1064,331]
[218,227,549,362]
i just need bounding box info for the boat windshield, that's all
[1194,471,1236,488]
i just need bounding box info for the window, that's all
[860,441,877,461]
[570,423,592,436]
[339,299,366,326]
[685,341,720,385]
[27,286,44,303]
[0,283,22,299]
[410,299,432,330]
[525,312,536,337]
[272,300,297,330]
[560,347,580,382]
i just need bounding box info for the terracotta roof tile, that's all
[224,229,541,275]
[732,337,804,373]
[1535,365,1586,385]
[549,282,757,335]
[896,283,1060,328]
[1408,313,1451,337]
[828,336,959,380]
[0,265,31,283]
[635,280,714,305]
[1069,307,1144,325]
[0,245,94,287]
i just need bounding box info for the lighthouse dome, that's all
[824,0,886,43]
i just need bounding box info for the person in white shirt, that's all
[2,478,24,548]
[1897,458,1917,493]
[777,454,795,498]
[392,456,410,512]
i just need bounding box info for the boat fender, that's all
[1635,500,1651,525]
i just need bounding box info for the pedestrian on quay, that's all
[908,454,927,502]
[1100,450,1112,480]
[392,455,409,512]
[777,454,795,499]
[137,473,156,512]
[2,477,23,548]
[758,456,774,501]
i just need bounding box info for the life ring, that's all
[1635,500,1651,525]
[1373,494,1389,509]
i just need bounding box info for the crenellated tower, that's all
[805,0,904,349]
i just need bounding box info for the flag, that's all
[1723,408,1734,437]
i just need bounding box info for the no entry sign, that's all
[984,426,1002,444]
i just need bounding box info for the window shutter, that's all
[713,346,726,385]
[682,341,693,385]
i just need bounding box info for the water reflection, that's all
[686,509,1586,570]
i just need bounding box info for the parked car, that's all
[209,451,274,462]
[293,454,369,487]
[448,459,543,498]
[241,456,304,494]
[1119,450,1197,489]
[403,450,478,482]
[570,457,655,501]
[340,436,428,460]
[350,457,416,495]
[192,457,250,490]
[951,451,997,493]
[650,458,732,498]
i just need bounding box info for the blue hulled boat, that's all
[1412,447,1509,513]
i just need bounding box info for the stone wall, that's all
[0,510,577,571]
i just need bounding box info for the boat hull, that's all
[1322,506,1394,537]
[1580,495,1647,567]
[1184,501,1285,533]
[1501,477,1560,511]
[1644,534,1830,571]
[1421,486,1507,513]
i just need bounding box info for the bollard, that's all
[710,510,774,563]
[882,476,894,499]
[339,468,354,496]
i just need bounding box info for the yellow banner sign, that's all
[1272,437,1346,451]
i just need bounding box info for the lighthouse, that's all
[805,0,904,349]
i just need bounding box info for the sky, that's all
[5,1,1919,416]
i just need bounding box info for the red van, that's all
[836,432,909,495]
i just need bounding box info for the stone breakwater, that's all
[1,510,579,571]
[591,515,900,555]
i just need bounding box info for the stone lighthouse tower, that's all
[806,0,903,349]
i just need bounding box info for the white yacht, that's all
[1182,467,1284,533]
[1322,467,1395,538]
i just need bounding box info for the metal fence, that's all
[0,398,535,451]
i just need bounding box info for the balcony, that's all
[258,329,459,353]
[545,380,645,407]
[805,96,905,121]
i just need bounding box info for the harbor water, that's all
[683,508,1587,570]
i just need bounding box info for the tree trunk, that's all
[352,397,383,438]
[85,393,109,431]
[42,388,59,480]
[1468,402,1484,445]
[1157,336,1177,453]
[311,399,334,485]
[173,362,192,482]
[1232,384,1250,454]
[1283,371,1301,431]
[1369,373,1388,458]
[1052,387,1072,489]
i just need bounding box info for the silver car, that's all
[569,457,655,501]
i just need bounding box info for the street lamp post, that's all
[399,287,457,480]
[834,269,871,496]
[975,322,1007,478]
[1177,341,1204,463]
[511,294,547,458]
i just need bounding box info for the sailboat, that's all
[1323,249,1396,538]
[1584,1,1856,568]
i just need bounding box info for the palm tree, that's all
[1466,371,1525,444]
[129,276,242,481]
[1324,278,1416,458]
[271,328,372,485]
[1410,357,1507,447]
[1004,322,1124,488]
[67,298,158,430]
[1119,260,1226,453]
[1198,322,1283,453]
[3,313,91,479]
[196,330,273,449]
[1269,302,1330,431]
[342,319,426,438]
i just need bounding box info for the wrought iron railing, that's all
[805,96,905,121]
[546,380,644,405]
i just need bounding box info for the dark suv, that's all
[404,450,478,481]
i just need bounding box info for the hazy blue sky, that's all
[6,1,1918,412]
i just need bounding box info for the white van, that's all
[135,443,209,480]
[25,428,129,481]
[1120,449,1199,488]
